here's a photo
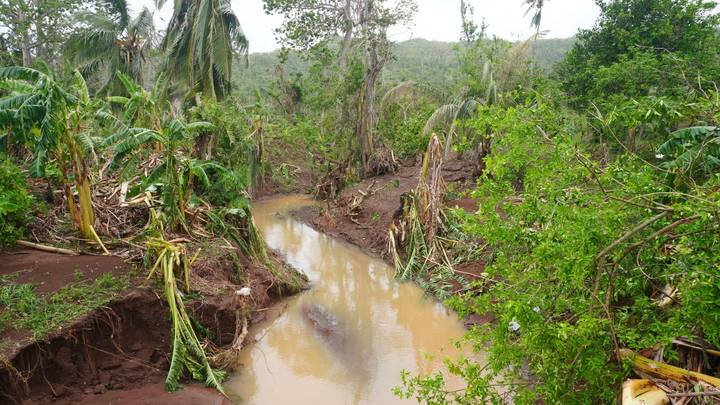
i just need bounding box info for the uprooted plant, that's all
[388,134,472,299]
[144,209,227,394]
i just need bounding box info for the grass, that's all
[0,272,132,338]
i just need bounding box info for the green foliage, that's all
[65,0,155,94]
[0,273,130,338]
[398,97,720,403]
[657,126,720,186]
[0,66,103,243]
[104,116,217,230]
[378,102,434,157]
[0,157,31,246]
[558,0,720,107]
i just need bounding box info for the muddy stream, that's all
[225,195,472,404]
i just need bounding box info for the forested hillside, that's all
[235,37,575,99]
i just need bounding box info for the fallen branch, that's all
[592,212,669,306]
[617,349,720,387]
[666,390,720,398]
[16,240,79,256]
[672,338,720,357]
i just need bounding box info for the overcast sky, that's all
[127,0,600,54]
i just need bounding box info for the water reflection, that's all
[226,195,473,404]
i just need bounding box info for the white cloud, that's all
[127,0,600,53]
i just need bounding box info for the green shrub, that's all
[397,97,720,404]
[0,157,31,246]
[379,103,435,158]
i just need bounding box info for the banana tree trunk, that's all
[77,174,95,239]
[57,156,81,229]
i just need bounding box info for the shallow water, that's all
[225,195,471,404]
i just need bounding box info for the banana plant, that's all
[104,116,218,231]
[105,71,171,131]
[657,126,720,187]
[0,66,106,250]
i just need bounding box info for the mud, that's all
[292,160,477,256]
[292,161,486,278]
[0,249,131,296]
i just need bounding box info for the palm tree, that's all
[157,0,247,158]
[524,0,545,32]
[66,0,155,94]
[423,37,535,162]
[159,0,248,102]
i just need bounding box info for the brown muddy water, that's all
[226,195,472,404]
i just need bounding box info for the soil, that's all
[292,159,478,257]
[0,249,130,296]
[0,244,300,404]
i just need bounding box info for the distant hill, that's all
[234,37,575,99]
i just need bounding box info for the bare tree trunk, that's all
[35,12,48,64]
[18,8,32,66]
[356,31,389,175]
[194,133,215,160]
[338,0,354,65]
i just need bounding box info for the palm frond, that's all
[0,66,42,82]
[423,104,459,136]
[381,81,417,111]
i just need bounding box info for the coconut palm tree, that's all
[66,0,155,94]
[524,0,545,32]
[157,0,247,158]
[159,0,248,102]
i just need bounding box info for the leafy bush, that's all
[398,98,720,403]
[558,0,720,107]
[378,102,434,158]
[657,126,720,186]
[0,157,31,246]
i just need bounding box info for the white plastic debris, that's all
[508,319,520,332]
[533,306,540,313]
[236,287,252,297]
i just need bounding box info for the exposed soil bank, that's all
[0,245,301,404]
[292,161,477,257]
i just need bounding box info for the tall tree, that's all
[264,0,416,175]
[160,0,248,102]
[0,0,91,67]
[159,0,248,158]
[66,0,155,95]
